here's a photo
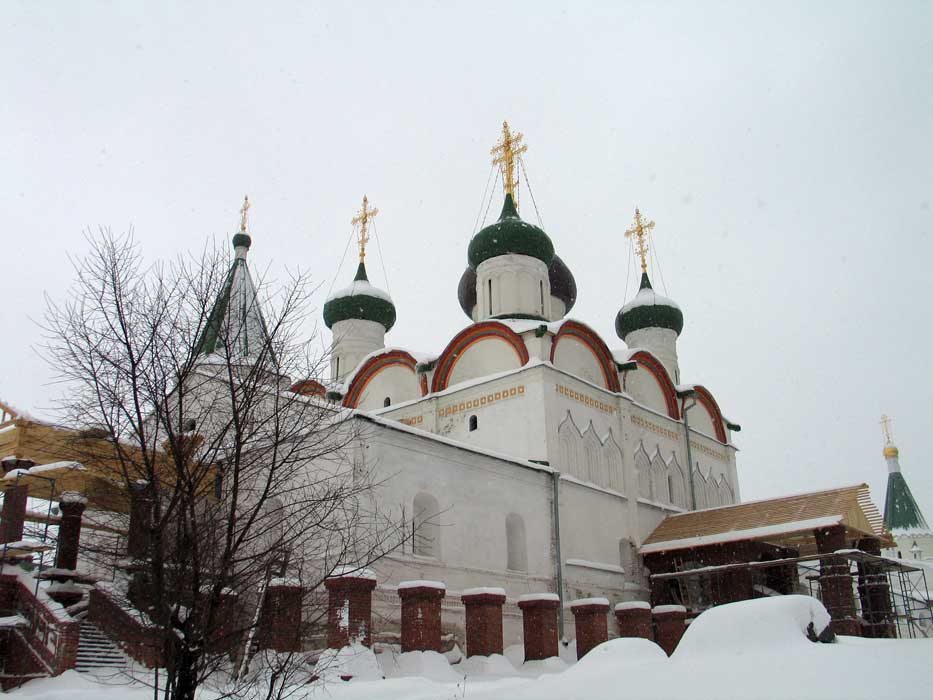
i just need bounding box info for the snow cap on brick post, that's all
[461,586,507,658]
[398,580,446,653]
[325,567,378,649]
[570,597,610,659]
[614,600,653,640]
[259,578,303,652]
[652,604,687,656]
[517,592,560,662]
[0,458,33,544]
[55,491,87,572]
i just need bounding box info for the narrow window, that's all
[667,475,675,504]
[488,278,493,316]
[335,356,340,378]
[469,415,478,432]
[539,280,545,315]
[383,397,391,407]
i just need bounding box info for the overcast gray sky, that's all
[2,1,931,514]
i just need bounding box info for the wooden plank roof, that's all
[641,484,891,556]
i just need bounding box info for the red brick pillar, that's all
[208,589,240,653]
[855,537,895,638]
[517,593,560,662]
[398,580,446,652]
[652,605,687,656]
[614,601,653,639]
[0,460,33,544]
[570,597,609,659]
[814,525,859,637]
[259,579,303,652]
[55,492,87,571]
[126,481,152,560]
[324,569,378,648]
[461,587,506,658]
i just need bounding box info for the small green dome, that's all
[467,194,555,268]
[232,232,252,249]
[615,272,684,339]
[323,262,396,331]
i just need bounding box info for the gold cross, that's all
[625,207,656,274]
[351,195,378,263]
[239,195,250,233]
[880,415,894,446]
[490,120,528,201]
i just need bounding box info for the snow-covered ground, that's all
[10,596,932,700]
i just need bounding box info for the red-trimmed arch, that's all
[289,379,326,397]
[343,350,418,408]
[691,385,728,443]
[431,321,529,393]
[626,350,680,420]
[549,320,620,392]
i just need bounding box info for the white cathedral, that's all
[221,123,741,642]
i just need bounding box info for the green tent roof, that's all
[884,471,930,533]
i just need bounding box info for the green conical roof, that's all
[884,471,930,533]
[196,234,275,363]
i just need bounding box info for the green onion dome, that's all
[615,272,683,339]
[467,193,555,268]
[232,232,252,250]
[323,262,396,331]
[458,265,477,318]
[548,254,577,313]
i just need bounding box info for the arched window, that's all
[636,449,651,500]
[506,513,527,572]
[413,492,441,559]
[469,415,478,432]
[604,434,625,493]
[383,397,392,407]
[539,280,545,315]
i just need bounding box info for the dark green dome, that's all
[467,194,554,268]
[323,262,396,331]
[232,232,252,249]
[615,272,684,339]
[548,254,576,312]
[458,265,477,318]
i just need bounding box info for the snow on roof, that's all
[620,286,681,313]
[3,461,86,480]
[397,579,445,591]
[326,278,392,303]
[517,592,560,603]
[355,411,553,475]
[640,515,844,555]
[615,601,651,611]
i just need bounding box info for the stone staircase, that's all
[75,620,127,673]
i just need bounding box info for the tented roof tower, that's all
[880,415,930,534]
[196,196,275,365]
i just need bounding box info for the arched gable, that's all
[431,322,529,393]
[289,379,326,397]
[550,321,620,392]
[691,385,728,443]
[625,351,680,419]
[343,350,419,408]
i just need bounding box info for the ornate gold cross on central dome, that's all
[625,207,656,273]
[239,195,250,233]
[880,414,894,446]
[490,120,527,201]
[351,195,378,263]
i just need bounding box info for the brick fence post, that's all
[0,461,33,544]
[398,580,445,652]
[517,593,560,662]
[55,492,87,571]
[259,578,303,652]
[855,537,896,638]
[652,604,687,656]
[324,569,378,648]
[570,597,609,659]
[461,587,506,658]
[814,525,860,637]
[614,601,653,639]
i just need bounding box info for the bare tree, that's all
[42,230,405,700]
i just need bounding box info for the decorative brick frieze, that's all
[461,587,506,657]
[325,571,378,648]
[614,601,653,639]
[652,604,687,656]
[398,580,446,652]
[517,593,560,661]
[570,597,609,658]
